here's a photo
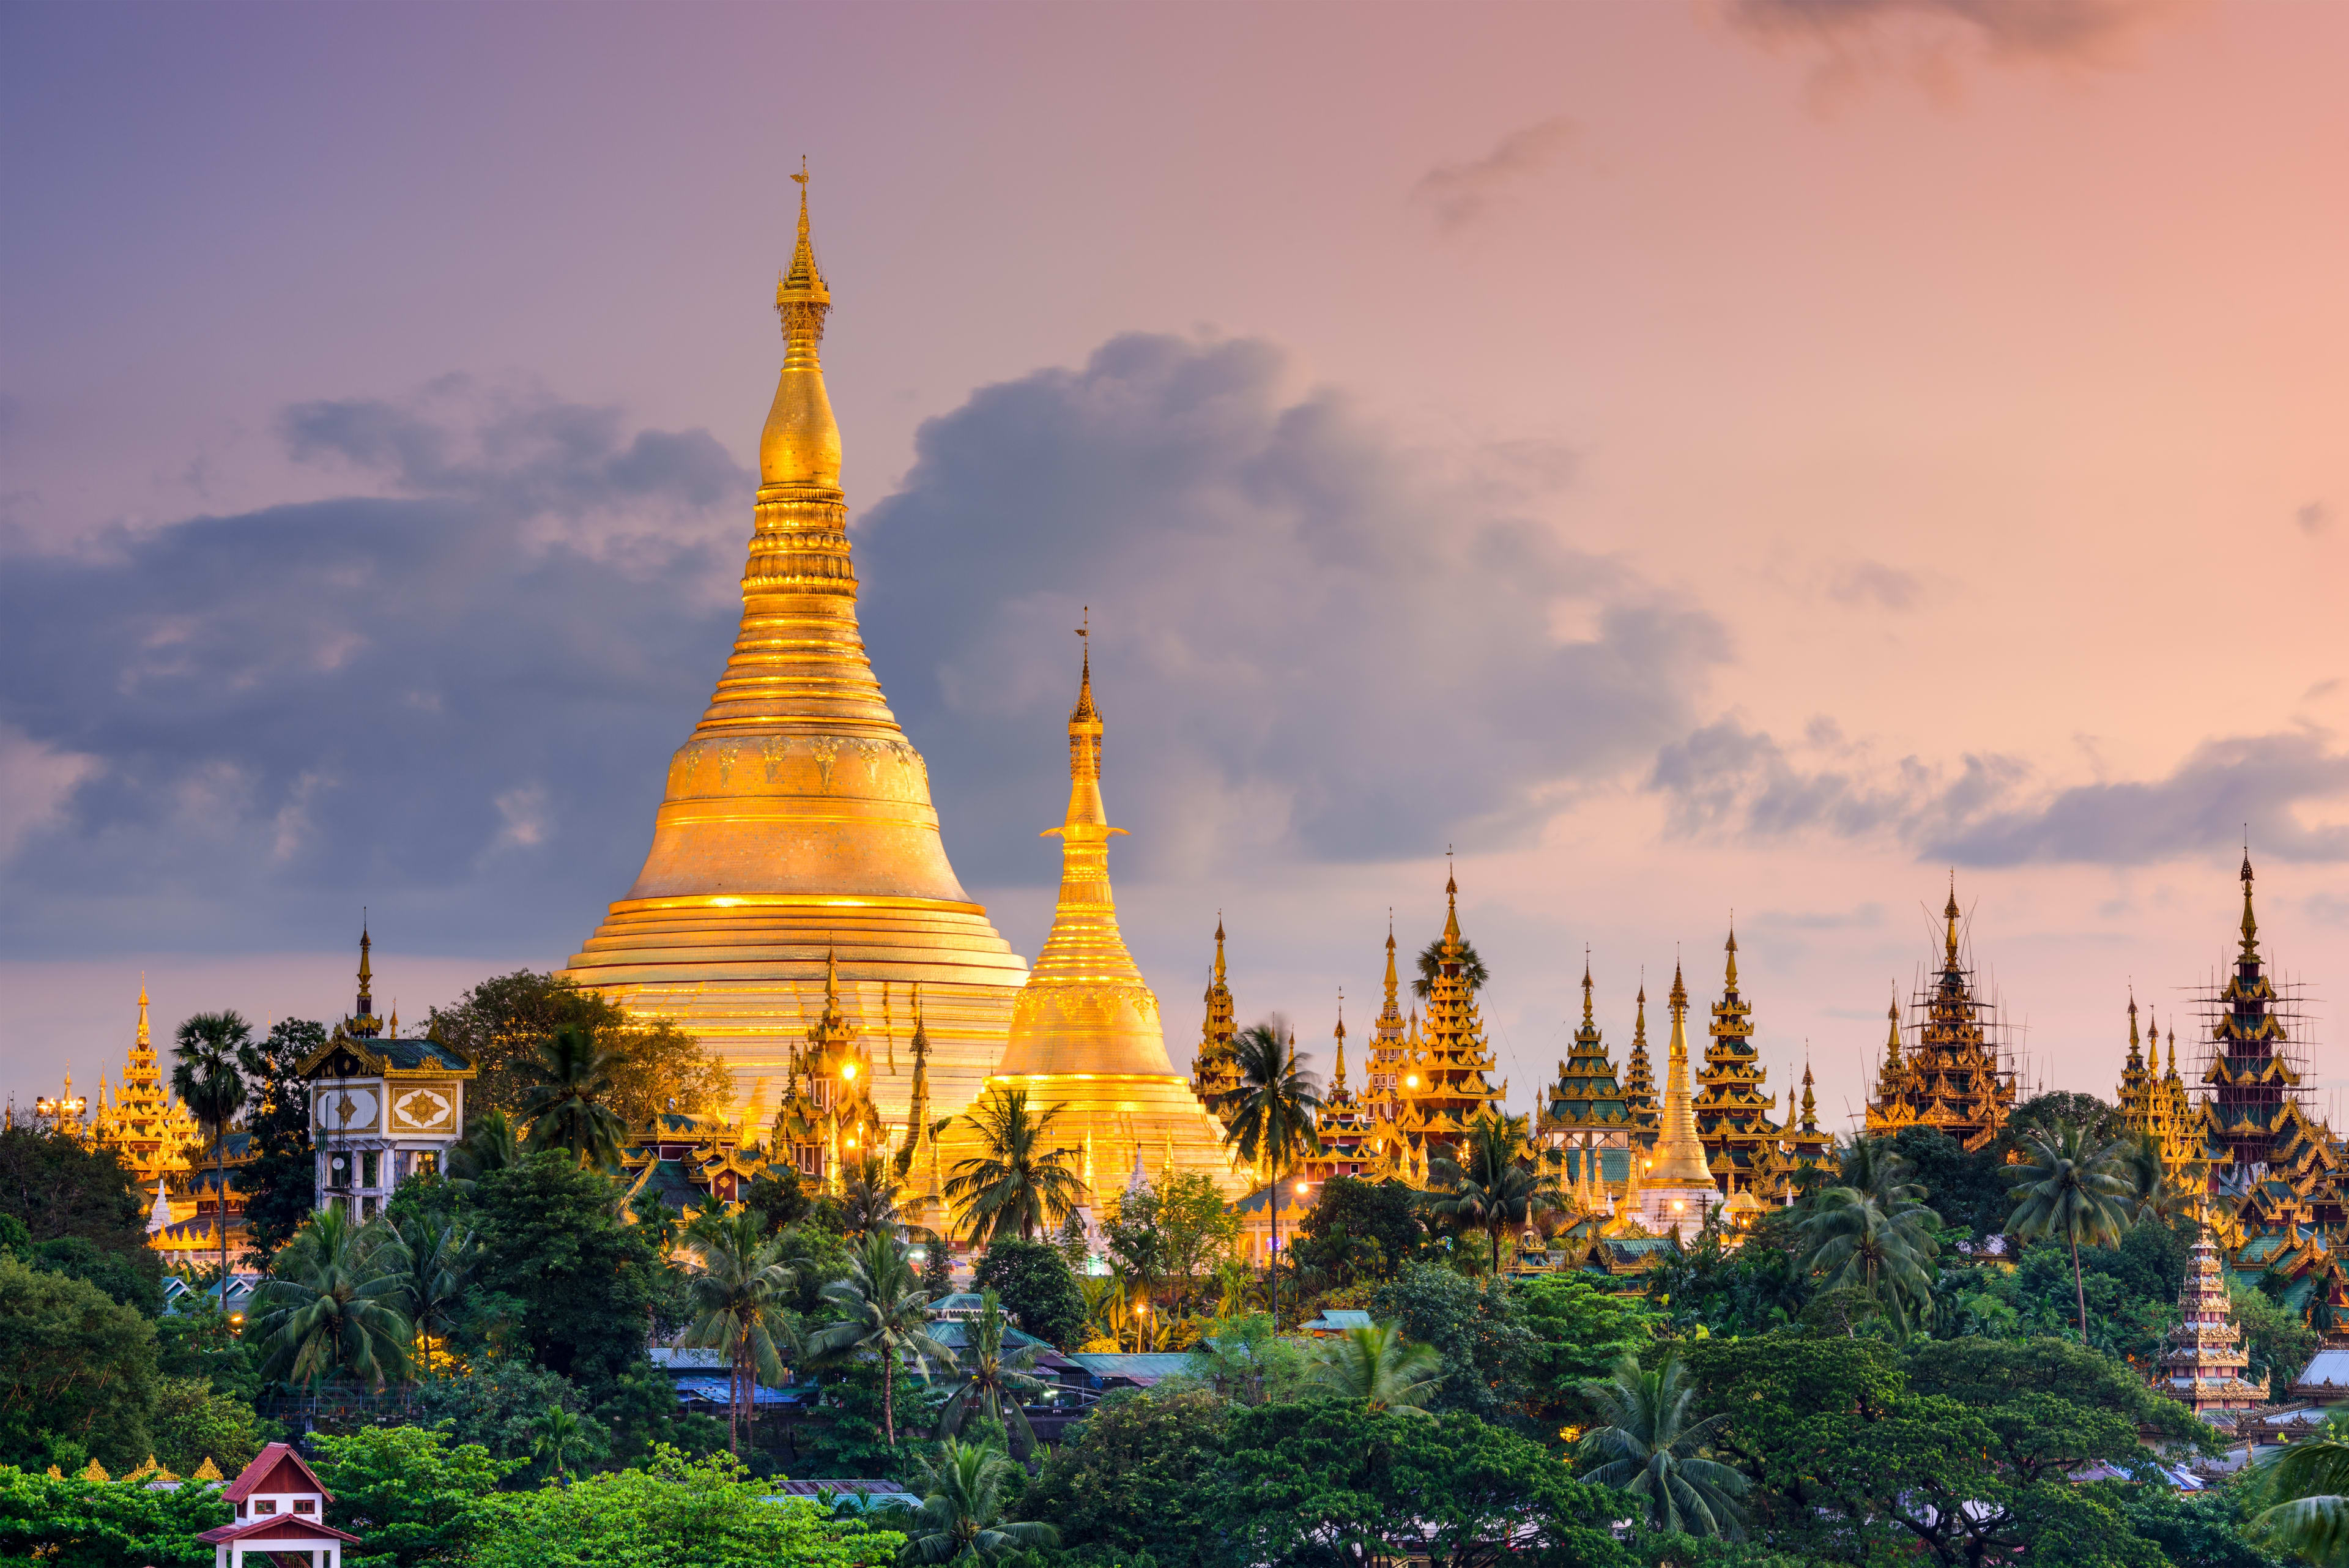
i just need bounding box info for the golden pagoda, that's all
[1784,1059,1834,1183]
[2157,1228,2268,1413]
[1190,919,1243,1127]
[1620,983,1658,1137]
[1863,883,2015,1151]
[1633,962,1719,1234]
[1360,921,1414,1121]
[768,947,887,1190]
[1370,874,1507,1180]
[1538,959,1633,1209]
[90,984,199,1192]
[1301,1005,1377,1184]
[937,634,1244,1221]
[563,169,1027,1126]
[1693,927,1783,1195]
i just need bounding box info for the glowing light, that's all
[842,1063,856,1079]
[1295,1181,1310,1196]
[1671,1200,1686,1212]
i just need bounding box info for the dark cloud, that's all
[0,386,748,955]
[1650,716,2349,868]
[2299,500,2334,537]
[1727,0,2175,61]
[1409,117,1578,232]
[859,332,1726,883]
[1825,560,1922,610]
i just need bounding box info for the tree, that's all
[0,1466,231,1567]
[250,1205,413,1389]
[1412,937,1488,998]
[239,1017,325,1260]
[448,1107,521,1183]
[466,1150,664,1392]
[2005,1123,2135,1344]
[428,970,730,1127]
[1220,1022,1321,1323]
[1293,1175,1424,1286]
[388,1213,475,1381]
[529,1402,584,1480]
[1879,1125,2009,1241]
[1430,1111,1559,1275]
[938,1290,1048,1457]
[1103,1172,1238,1318]
[742,1158,812,1235]
[1578,1350,1748,1539]
[1310,1321,1441,1413]
[150,1374,265,1476]
[1025,1386,1231,1567]
[972,1238,1087,1350]
[2257,1436,2349,1565]
[0,1254,160,1471]
[840,1153,904,1238]
[171,1010,251,1285]
[806,1231,952,1447]
[518,1025,630,1169]
[1054,1208,1090,1273]
[466,1447,901,1568]
[0,1126,149,1255]
[679,1208,796,1452]
[1516,1272,1658,1427]
[1209,1401,1634,1568]
[944,1088,1085,1247]
[310,1423,517,1568]
[902,1436,1059,1565]
[407,1361,609,1470]
[1798,1184,1940,1334]
[1369,1262,1534,1424]
[2003,1091,2127,1151]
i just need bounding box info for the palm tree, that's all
[680,1208,798,1452]
[448,1107,521,1184]
[1310,1322,1442,1414]
[2119,1134,2189,1227]
[1411,937,1488,1000]
[248,1207,412,1389]
[518,1026,629,1169]
[2257,1436,2349,1564]
[901,1438,1061,1566]
[1798,1185,1941,1334]
[938,1290,1048,1457]
[1429,1111,1560,1276]
[1077,1274,1125,1349]
[944,1088,1086,1247]
[1221,1023,1321,1325]
[387,1214,475,1381]
[531,1403,582,1480]
[841,1153,905,1238]
[806,1230,952,1448]
[171,1011,251,1284]
[1211,1258,1259,1320]
[2005,1123,2134,1344]
[1578,1351,1748,1540]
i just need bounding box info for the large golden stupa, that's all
[563,173,1027,1124]
[937,636,1246,1215]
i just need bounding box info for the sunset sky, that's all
[7,0,2349,1132]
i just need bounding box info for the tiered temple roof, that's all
[769,948,886,1190]
[1863,885,2015,1152]
[1538,960,1634,1219]
[2157,1229,2269,1413]
[1621,984,1658,1137]
[89,985,198,1192]
[1190,920,1242,1128]
[2206,855,2296,1171]
[1694,929,1783,1195]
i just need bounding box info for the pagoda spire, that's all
[1380,917,1403,1028]
[357,919,373,1017]
[1649,962,1713,1186]
[1332,1002,1349,1094]
[1724,923,1739,994]
[2239,850,2260,962]
[135,981,150,1050]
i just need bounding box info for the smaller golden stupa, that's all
[937,630,1245,1222]
[1633,962,1718,1234]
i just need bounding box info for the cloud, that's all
[1724,0,2182,99]
[0,386,749,955]
[2299,500,2333,537]
[1409,117,1578,232]
[1825,559,1922,610]
[1650,716,2349,867]
[858,332,1726,883]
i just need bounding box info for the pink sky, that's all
[6,1,2348,1134]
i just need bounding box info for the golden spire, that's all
[1724,923,1739,993]
[135,981,149,1050]
[2167,1023,2180,1080]
[1943,877,1962,968]
[1333,1001,1348,1093]
[357,920,373,1000]
[1882,994,1903,1074]
[1800,1057,1821,1132]
[1441,864,1462,951]
[2240,850,2261,961]
[1650,961,1713,1186]
[1379,916,1402,1027]
[993,631,1169,1079]
[1212,913,1226,985]
[2126,991,2143,1069]
[1580,954,1595,1027]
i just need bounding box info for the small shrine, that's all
[2157,1228,2269,1415]
[196,1441,363,1567]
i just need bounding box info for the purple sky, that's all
[7,1,2349,1134]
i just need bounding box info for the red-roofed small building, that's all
[197,1441,361,1567]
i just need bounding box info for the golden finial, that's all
[1071,611,1100,726]
[2240,845,2261,959]
[135,978,150,1048]
[1943,875,1961,965]
[1441,859,1462,948]
[1668,960,1687,1016]
[1580,949,1595,1026]
[776,155,831,336]
[1724,920,1738,991]
[358,915,373,991]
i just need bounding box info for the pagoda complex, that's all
[1361,924,1414,1121]
[1863,884,2016,1151]
[563,172,1027,1128]
[935,636,1243,1225]
[1693,929,1784,1197]
[1360,874,1507,1184]
[1190,920,1243,1127]
[89,985,199,1192]
[1538,960,1635,1213]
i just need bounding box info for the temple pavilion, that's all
[1864,883,2016,1151]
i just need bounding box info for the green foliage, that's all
[0,1126,149,1268]
[944,1087,1088,1249]
[239,1017,325,1260]
[678,1207,797,1451]
[590,1361,729,1467]
[466,1446,901,1568]
[408,1359,610,1471]
[797,1359,940,1478]
[1517,1271,1655,1428]
[1368,1261,1532,1424]
[1307,1321,1441,1412]
[1428,1112,1560,1276]
[1054,1208,1090,1273]
[773,1220,858,1318]
[806,1232,952,1447]
[311,1423,518,1568]
[1412,936,1487,998]
[1102,1172,1238,1317]
[24,1234,164,1316]
[0,1466,231,1567]
[1180,1313,1316,1406]
[1577,1351,1748,1539]
[0,1253,160,1470]
[1025,1386,1231,1566]
[427,970,731,1128]
[1292,1175,1425,1287]
[465,1150,663,1394]
[938,1290,1047,1457]
[155,1299,260,1400]
[2004,1123,2137,1343]
[973,1239,1086,1351]
[900,1436,1058,1564]
[250,1206,414,1388]
[149,1375,264,1476]
[519,1025,631,1169]
[1208,1400,1633,1568]
[2116,1474,2288,1568]
[2232,1277,2323,1386]
[2005,1091,2128,1150]
[743,1161,812,1235]
[1219,1024,1321,1319]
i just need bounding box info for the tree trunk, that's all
[2069,1232,2090,1345]
[883,1343,897,1447]
[1269,1169,1282,1328]
[217,1140,228,1288]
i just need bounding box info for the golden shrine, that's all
[89,985,199,1193]
[2158,1229,2268,1413]
[563,171,1027,1129]
[935,636,1244,1219]
[1537,960,1636,1216]
[1863,883,2016,1151]
[1357,874,1507,1184]
[1632,964,1720,1234]
[1189,920,1243,1126]
[1693,929,1786,1198]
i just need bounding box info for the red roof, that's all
[198,1514,363,1546]
[220,1441,335,1503]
